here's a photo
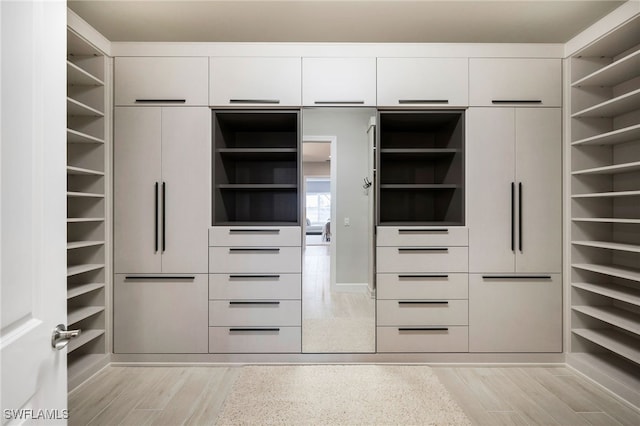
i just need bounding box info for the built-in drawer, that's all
[377,273,468,300]
[209,247,301,274]
[377,326,468,353]
[209,326,301,353]
[376,247,468,273]
[209,300,301,327]
[209,226,301,247]
[209,273,301,300]
[377,227,468,247]
[377,300,468,326]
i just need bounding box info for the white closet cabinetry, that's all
[114,107,210,273]
[469,58,561,107]
[302,57,376,106]
[377,58,468,107]
[114,57,208,106]
[210,57,302,106]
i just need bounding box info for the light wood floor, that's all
[69,365,640,425]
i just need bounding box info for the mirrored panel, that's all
[302,108,376,353]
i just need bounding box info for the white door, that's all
[367,117,376,296]
[1,0,68,422]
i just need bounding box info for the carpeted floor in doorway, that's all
[215,365,471,425]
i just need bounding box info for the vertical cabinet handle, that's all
[162,182,166,252]
[519,182,523,252]
[511,182,515,252]
[154,182,159,253]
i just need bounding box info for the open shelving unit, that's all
[377,110,465,225]
[66,28,108,386]
[212,111,300,225]
[569,14,640,404]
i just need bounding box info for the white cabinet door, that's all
[469,274,562,352]
[114,107,162,273]
[161,108,210,273]
[377,58,469,107]
[302,57,376,106]
[114,274,208,353]
[468,108,516,273]
[469,58,561,107]
[515,109,562,273]
[210,57,301,106]
[114,57,209,106]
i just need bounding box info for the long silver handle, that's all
[398,228,448,234]
[229,99,280,104]
[398,247,448,252]
[135,99,186,104]
[229,301,280,305]
[492,100,542,104]
[229,274,281,279]
[398,274,449,279]
[229,248,280,253]
[398,327,448,331]
[398,301,448,305]
[314,101,365,105]
[51,324,81,350]
[125,275,195,280]
[229,229,280,234]
[481,275,552,280]
[398,99,449,104]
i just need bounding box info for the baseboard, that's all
[68,353,111,393]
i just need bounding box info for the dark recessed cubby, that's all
[378,111,465,225]
[213,110,300,225]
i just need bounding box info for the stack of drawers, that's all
[376,227,469,352]
[208,227,302,353]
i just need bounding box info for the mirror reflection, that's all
[302,108,376,353]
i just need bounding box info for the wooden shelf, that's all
[67,166,104,176]
[380,148,460,155]
[218,148,297,160]
[572,240,640,253]
[573,49,640,88]
[572,190,640,199]
[67,97,104,117]
[573,305,640,335]
[67,263,104,277]
[67,329,105,354]
[68,283,105,300]
[67,29,102,57]
[572,218,640,224]
[380,184,460,190]
[67,128,104,144]
[67,191,105,198]
[67,60,104,86]
[572,161,640,176]
[572,124,640,147]
[573,282,640,307]
[67,217,105,223]
[67,306,104,325]
[217,184,297,190]
[67,240,105,250]
[574,15,640,58]
[572,328,640,365]
[572,263,640,283]
[572,88,640,119]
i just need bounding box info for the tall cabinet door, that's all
[468,108,516,273]
[515,108,562,273]
[114,107,162,273]
[161,107,210,273]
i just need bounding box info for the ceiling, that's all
[68,0,628,43]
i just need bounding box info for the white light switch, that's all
[344,217,350,226]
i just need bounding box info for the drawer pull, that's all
[398,229,448,234]
[135,99,186,103]
[398,99,449,104]
[229,99,280,104]
[314,101,365,105]
[124,275,195,280]
[229,248,280,253]
[229,301,281,305]
[398,274,448,279]
[229,229,280,234]
[229,274,281,279]
[481,275,552,280]
[229,328,280,332]
[398,301,449,305]
[492,100,542,104]
[398,327,449,331]
[398,247,448,252]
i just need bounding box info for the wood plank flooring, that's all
[69,365,640,425]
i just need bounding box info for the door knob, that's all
[51,324,81,350]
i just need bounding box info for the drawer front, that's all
[377,58,469,107]
[209,226,301,247]
[377,273,468,300]
[377,326,468,352]
[209,326,301,353]
[377,300,468,326]
[114,274,208,353]
[469,58,561,107]
[209,247,301,273]
[376,247,468,273]
[210,57,301,106]
[302,57,376,106]
[377,227,468,247]
[209,300,301,327]
[114,57,209,106]
[209,273,301,300]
